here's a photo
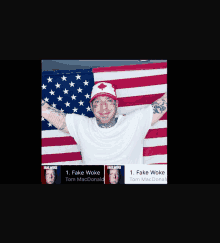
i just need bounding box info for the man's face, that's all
[90,96,118,124]
[109,169,119,184]
[45,169,55,184]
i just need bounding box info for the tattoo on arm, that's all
[152,97,167,114]
[44,106,67,131]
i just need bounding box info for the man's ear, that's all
[116,99,119,108]
[115,100,119,116]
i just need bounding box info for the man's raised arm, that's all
[41,99,70,134]
[151,92,167,126]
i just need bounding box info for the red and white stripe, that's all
[41,62,167,165]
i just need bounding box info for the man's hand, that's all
[151,92,167,126]
[41,99,46,106]
[41,99,69,134]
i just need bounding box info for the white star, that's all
[49,90,55,95]
[79,100,84,106]
[61,75,67,81]
[60,108,64,112]
[84,93,90,99]
[41,117,45,121]
[69,81,75,87]
[81,113,85,116]
[52,103,57,108]
[44,97,49,102]
[83,80,89,86]
[65,101,70,107]
[47,76,53,83]
[57,95,63,101]
[42,84,47,89]
[71,94,77,100]
[75,74,81,80]
[48,122,52,127]
[63,88,69,94]
[86,106,91,112]
[55,82,61,88]
[72,107,78,113]
[77,87,83,93]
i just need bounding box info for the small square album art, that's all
[41,166,61,184]
[105,165,124,184]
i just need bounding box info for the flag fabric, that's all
[41,69,95,165]
[41,62,167,165]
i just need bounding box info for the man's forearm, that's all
[151,92,167,126]
[41,100,67,131]
[152,92,167,114]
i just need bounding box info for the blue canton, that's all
[41,69,95,131]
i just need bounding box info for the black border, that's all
[1,42,220,60]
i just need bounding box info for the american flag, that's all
[41,62,167,165]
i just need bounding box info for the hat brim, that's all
[90,93,117,103]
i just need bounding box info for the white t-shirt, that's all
[66,105,153,165]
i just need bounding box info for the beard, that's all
[96,111,118,128]
[92,104,118,128]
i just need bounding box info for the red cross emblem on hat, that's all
[98,83,107,90]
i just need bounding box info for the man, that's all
[108,169,120,184]
[108,169,121,184]
[41,82,167,164]
[45,169,56,184]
